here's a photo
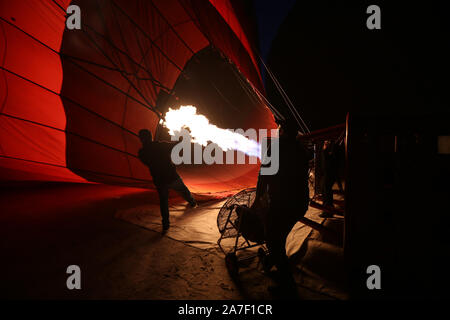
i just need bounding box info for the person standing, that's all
[138,129,197,232]
[257,120,311,298]
[320,140,338,217]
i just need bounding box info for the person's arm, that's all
[255,174,267,204]
[254,140,272,207]
[160,141,177,154]
[138,148,145,164]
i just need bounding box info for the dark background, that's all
[232,0,450,298]
[234,0,449,131]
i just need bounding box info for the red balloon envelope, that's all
[0,0,276,196]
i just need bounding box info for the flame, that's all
[162,105,261,158]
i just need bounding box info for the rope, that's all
[50,0,65,14]
[0,154,154,186]
[0,65,138,137]
[51,3,164,117]
[0,112,138,158]
[228,60,285,121]
[149,0,195,55]
[82,24,161,117]
[110,0,184,72]
[259,55,310,133]
[1,1,271,192]
[0,16,160,118]
[175,0,285,121]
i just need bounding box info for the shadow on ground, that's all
[0,183,347,300]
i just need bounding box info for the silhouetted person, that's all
[138,129,197,232]
[320,140,338,217]
[256,120,310,298]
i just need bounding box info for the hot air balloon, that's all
[0,0,277,197]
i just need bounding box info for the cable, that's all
[2,1,270,192]
[0,154,155,186]
[0,66,138,138]
[0,112,138,159]
[149,0,195,55]
[110,0,183,72]
[259,55,310,133]
[176,0,284,120]
[50,0,65,13]
[81,24,161,118]
[229,62,285,121]
[0,21,9,155]
[0,16,159,118]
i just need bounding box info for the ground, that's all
[0,182,347,300]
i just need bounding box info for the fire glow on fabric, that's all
[162,106,261,158]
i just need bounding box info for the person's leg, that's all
[264,207,297,295]
[323,173,334,207]
[157,186,170,229]
[169,177,196,206]
[336,176,344,193]
[320,174,335,218]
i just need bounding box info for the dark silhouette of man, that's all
[256,120,310,298]
[320,139,341,217]
[138,129,197,232]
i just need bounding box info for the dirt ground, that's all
[0,182,347,300]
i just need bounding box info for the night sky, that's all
[242,0,450,131]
